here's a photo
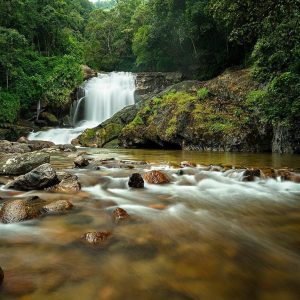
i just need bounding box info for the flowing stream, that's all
[1,149,300,299]
[28,72,136,144]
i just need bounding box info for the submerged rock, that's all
[74,156,89,168]
[43,200,73,214]
[81,231,112,246]
[128,173,144,188]
[0,152,50,176]
[143,170,170,184]
[46,173,81,193]
[112,208,130,224]
[0,199,41,223]
[5,163,58,191]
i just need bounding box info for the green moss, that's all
[166,117,177,137]
[197,87,209,100]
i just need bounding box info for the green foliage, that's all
[0,92,20,123]
[197,88,209,100]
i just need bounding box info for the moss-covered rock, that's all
[119,68,272,151]
[77,105,138,147]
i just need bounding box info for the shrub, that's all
[0,91,20,123]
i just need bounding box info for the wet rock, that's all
[74,156,89,168]
[17,136,28,143]
[181,161,196,167]
[5,163,58,191]
[81,231,112,246]
[0,266,3,285]
[143,170,170,184]
[71,138,80,146]
[0,140,31,153]
[261,168,277,179]
[277,169,300,183]
[0,152,50,176]
[46,173,81,193]
[28,140,55,151]
[112,207,130,224]
[209,165,223,172]
[43,200,73,214]
[177,170,184,176]
[0,199,41,223]
[128,173,144,188]
[243,169,261,181]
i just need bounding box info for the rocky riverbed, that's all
[0,139,300,299]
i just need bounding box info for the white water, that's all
[28,72,136,144]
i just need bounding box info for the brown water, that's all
[1,149,300,300]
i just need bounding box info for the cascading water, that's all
[28,72,136,145]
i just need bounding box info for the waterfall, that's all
[28,72,136,145]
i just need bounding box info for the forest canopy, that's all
[0,0,299,128]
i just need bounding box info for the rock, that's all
[5,163,58,191]
[0,266,3,285]
[180,161,196,167]
[17,136,28,143]
[277,169,300,183]
[46,173,81,193]
[81,231,112,246]
[128,173,144,188]
[143,170,170,184]
[148,204,167,210]
[43,200,73,214]
[112,207,130,224]
[82,65,97,80]
[0,152,50,175]
[0,140,31,153]
[55,144,77,152]
[71,138,80,146]
[74,156,89,168]
[39,112,59,126]
[0,199,41,223]
[28,140,55,151]
[77,105,138,147]
[243,169,261,181]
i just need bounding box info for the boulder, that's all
[5,163,58,191]
[46,173,81,193]
[0,140,31,153]
[39,112,59,126]
[0,152,50,176]
[0,199,41,223]
[0,266,3,285]
[17,136,28,144]
[82,65,97,80]
[128,173,144,188]
[143,170,170,184]
[43,200,73,214]
[74,156,89,168]
[28,140,55,151]
[81,231,112,246]
[112,207,130,224]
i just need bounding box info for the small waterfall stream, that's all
[28,72,136,144]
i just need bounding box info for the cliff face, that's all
[77,68,298,153]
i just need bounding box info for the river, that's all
[1,148,300,299]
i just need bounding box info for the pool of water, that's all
[1,149,300,300]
